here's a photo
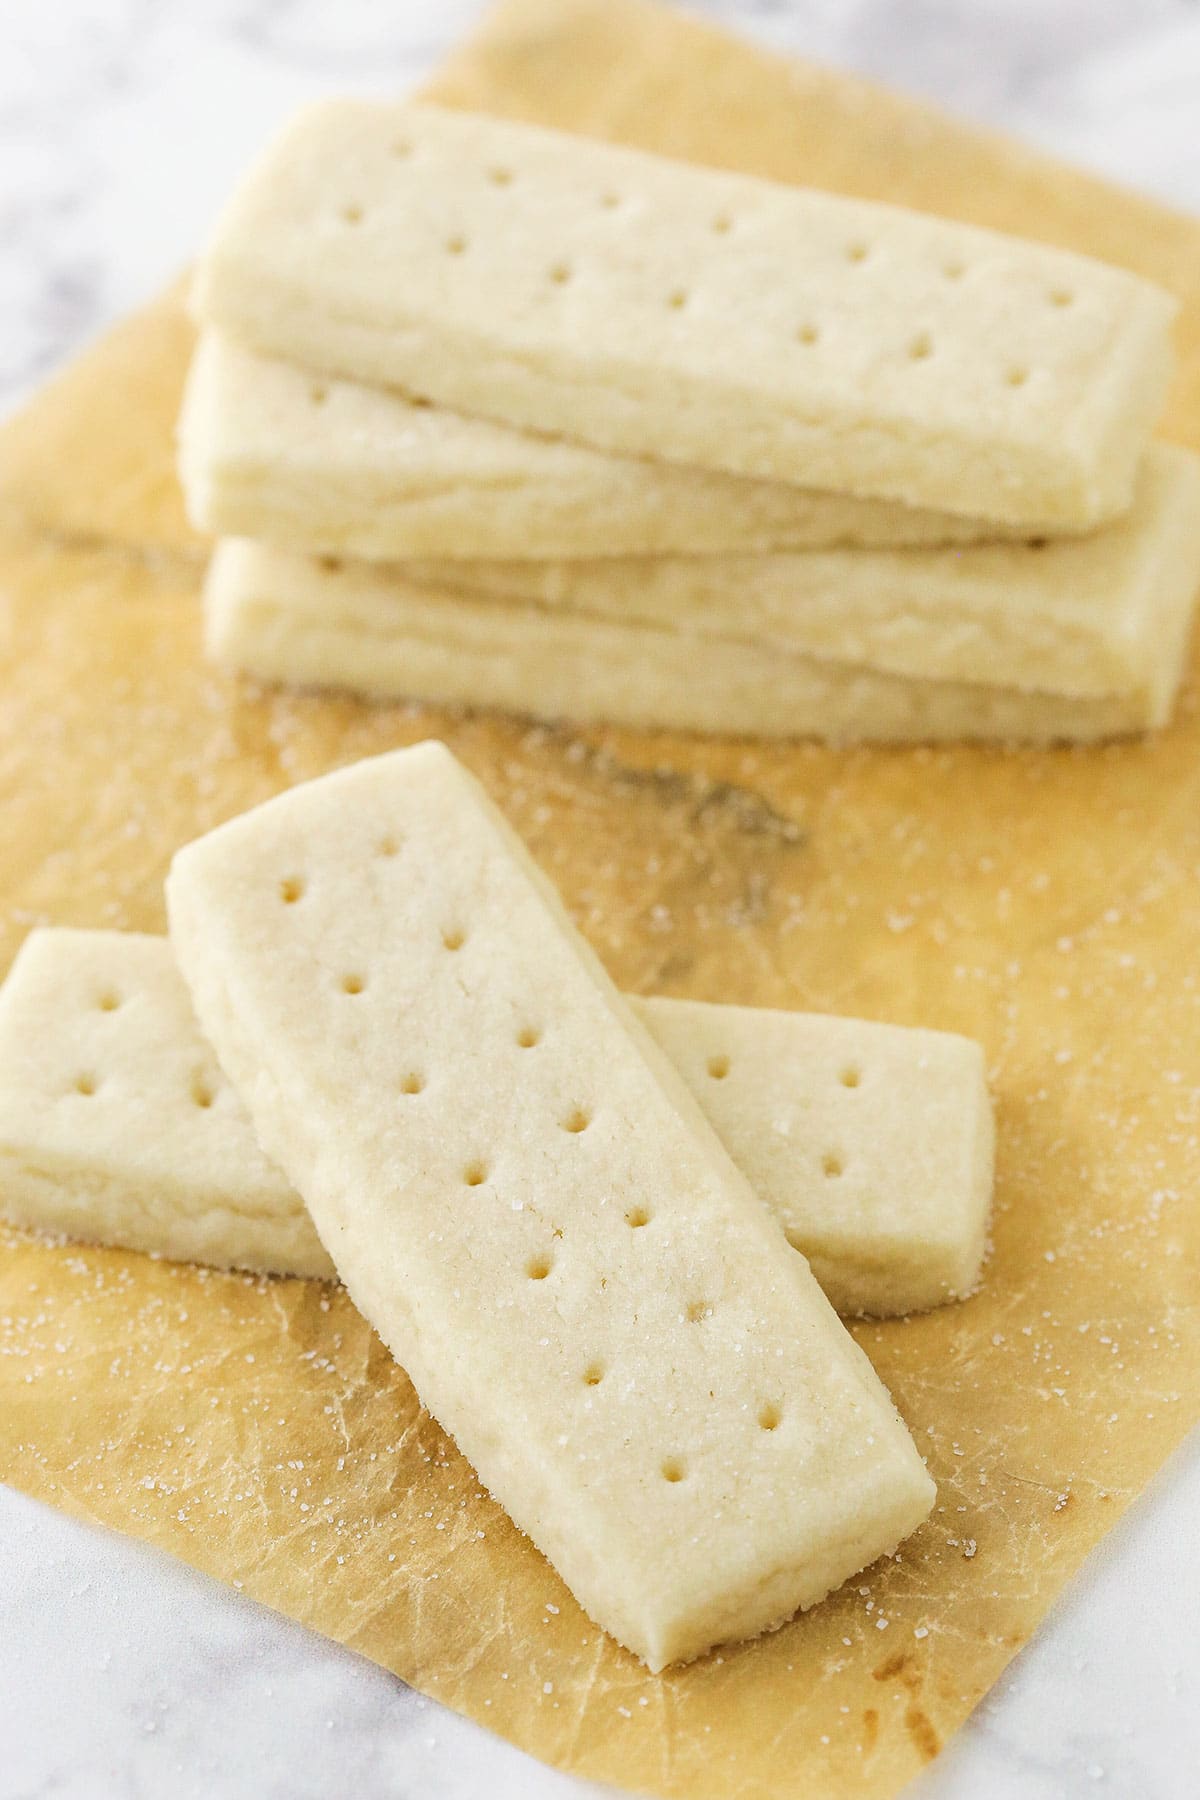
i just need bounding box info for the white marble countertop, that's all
[2,2,1199,1795]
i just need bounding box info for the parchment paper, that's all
[2,3,1199,1795]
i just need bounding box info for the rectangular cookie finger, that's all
[166,741,936,1668]
[638,997,992,1317]
[193,101,1177,527]
[204,540,1185,743]
[179,334,1043,561]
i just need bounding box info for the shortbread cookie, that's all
[643,998,992,1316]
[166,742,935,1668]
[0,929,332,1278]
[193,102,1177,526]
[396,444,1200,700]
[179,334,1038,560]
[205,541,1184,742]
[0,928,992,1315]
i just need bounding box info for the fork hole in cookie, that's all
[280,876,305,905]
[341,973,366,996]
[341,203,364,225]
[822,1151,845,1179]
[796,323,820,346]
[464,1160,488,1187]
[908,332,933,361]
[625,1205,651,1229]
[309,384,328,407]
[685,1299,711,1324]
[191,1074,215,1110]
[839,1065,861,1088]
[561,1107,591,1134]
[758,1402,782,1432]
[549,262,572,285]
[1049,288,1074,307]
[1007,365,1030,387]
[73,1073,98,1097]
[845,241,870,264]
[376,834,400,858]
[516,1024,541,1049]
[97,991,121,1013]
[711,212,733,234]
[582,1363,605,1387]
[441,926,466,952]
[400,1072,425,1096]
[488,166,513,186]
[445,233,468,255]
[667,288,688,310]
[526,1252,553,1280]
[661,1456,686,1484]
[707,1054,730,1081]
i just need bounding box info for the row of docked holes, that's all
[457,227,1033,383]
[77,992,218,1110]
[346,166,1077,320]
[387,146,1078,293]
[327,227,1027,380]
[330,218,1029,380]
[442,245,1050,373]
[384,136,733,233]
[375,133,1084,312]
[797,322,1030,386]
[72,1069,217,1109]
[707,1052,861,1089]
[709,1050,853,1178]
[659,1401,783,1485]
[519,1198,650,1280]
[335,199,1061,387]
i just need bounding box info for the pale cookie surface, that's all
[397,444,1200,701]
[0,929,332,1279]
[0,928,991,1316]
[194,102,1177,526]
[640,998,993,1317]
[165,742,935,1669]
[179,334,1038,560]
[205,540,1180,743]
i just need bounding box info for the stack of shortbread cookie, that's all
[180,102,1200,742]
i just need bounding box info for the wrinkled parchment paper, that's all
[2,3,1199,1794]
